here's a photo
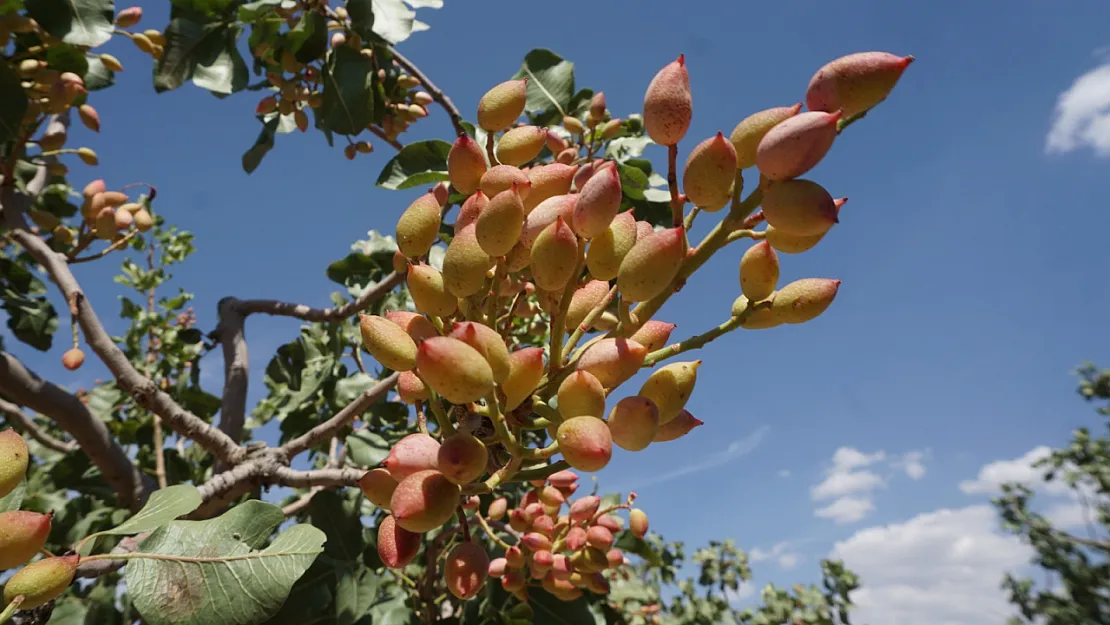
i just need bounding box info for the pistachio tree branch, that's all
[0,352,148,508]
[75,534,146,579]
[0,396,77,453]
[273,466,365,488]
[229,270,404,321]
[641,299,771,367]
[213,298,248,445]
[280,371,401,457]
[387,46,467,138]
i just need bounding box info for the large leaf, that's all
[345,429,391,469]
[308,490,364,562]
[126,501,325,625]
[375,139,451,190]
[83,55,117,91]
[242,114,280,174]
[317,45,375,135]
[0,59,26,156]
[154,8,248,94]
[365,0,420,44]
[512,49,575,116]
[98,484,202,536]
[0,257,59,351]
[0,480,26,512]
[25,0,115,47]
[334,565,379,625]
[288,10,327,63]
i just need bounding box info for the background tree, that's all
[997,363,1110,625]
[0,1,900,623]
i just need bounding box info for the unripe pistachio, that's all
[377,514,420,568]
[532,550,555,575]
[643,54,692,146]
[557,416,612,472]
[488,557,508,578]
[488,497,508,521]
[530,216,579,292]
[445,542,489,599]
[571,159,603,192]
[77,147,98,165]
[28,210,59,231]
[94,207,116,239]
[504,241,531,271]
[2,554,78,609]
[617,227,687,302]
[572,162,622,239]
[683,132,737,211]
[98,191,129,208]
[586,209,637,281]
[806,52,914,118]
[588,91,607,119]
[524,163,577,213]
[392,250,409,275]
[571,547,609,574]
[562,115,585,135]
[100,53,124,72]
[522,532,552,552]
[606,548,625,569]
[556,147,578,164]
[586,525,615,551]
[629,508,649,538]
[558,370,606,420]
[629,320,676,352]
[763,196,845,254]
[477,79,528,131]
[565,526,587,552]
[131,32,154,54]
[739,240,779,301]
[551,553,573,579]
[133,208,154,232]
[144,29,167,46]
[480,164,531,200]
[456,190,488,231]
[731,295,782,330]
[635,220,655,241]
[508,509,530,533]
[653,409,703,442]
[408,263,457,317]
[448,135,488,195]
[761,179,838,236]
[416,337,494,404]
[502,347,545,411]
[576,338,648,389]
[390,469,461,533]
[545,129,569,154]
[504,545,525,569]
[771,278,840,324]
[442,224,490,297]
[607,396,659,451]
[438,433,488,485]
[115,6,143,27]
[82,179,106,199]
[52,226,75,245]
[343,144,357,160]
[476,183,525,257]
[77,104,100,132]
[596,514,622,532]
[501,569,525,592]
[447,322,511,384]
[359,314,417,372]
[359,468,398,509]
[0,511,52,570]
[601,118,622,139]
[638,360,700,424]
[756,111,841,181]
[356,140,373,154]
[496,126,546,166]
[61,347,85,371]
[521,194,576,251]
[730,104,804,169]
[384,433,440,481]
[565,280,610,332]
[569,496,600,523]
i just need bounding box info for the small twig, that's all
[281,372,401,457]
[68,230,140,264]
[456,507,471,542]
[281,488,321,517]
[667,144,683,227]
[485,132,498,166]
[368,124,404,151]
[0,397,77,453]
[416,404,429,435]
[352,343,367,374]
[388,46,467,139]
[153,416,168,489]
[564,285,617,359]
[473,512,513,549]
[642,300,771,367]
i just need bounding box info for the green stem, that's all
[563,285,616,358]
[509,461,570,483]
[427,394,456,437]
[667,144,684,227]
[642,299,771,367]
[0,597,23,623]
[547,241,586,374]
[482,262,506,325]
[725,229,765,244]
[486,393,520,453]
[473,513,514,550]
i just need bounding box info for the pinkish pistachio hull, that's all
[378,514,421,568]
[480,164,531,200]
[456,190,488,231]
[806,52,914,119]
[576,338,648,388]
[760,179,839,237]
[566,280,611,331]
[383,432,441,480]
[448,135,488,195]
[629,320,676,352]
[642,55,692,146]
[682,132,737,210]
[617,226,687,302]
[525,163,577,212]
[730,104,803,169]
[653,409,703,442]
[520,194,578,250]
[530,216,579,292]
[572,162,622,238]
[558,370,607,419]
[416,336,495,404]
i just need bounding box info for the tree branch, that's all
[281,487,322,516]
[0,396,77,453]
[75,534,146,579]
[272,466,365,488]
[0,352,148,508]
[388,46,467,138]
[2,181,246,467]
[281,371,400,458]
[229,271,404,321]
[214,298,249,445]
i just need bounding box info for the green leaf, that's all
[84,55,117,90]
[345,0,375,44]
[237,0,283,21]
[0,257,59,351]
[617,162,650,200]
[126,501,325,625]
[0,480,26,512]
[25,0,115,47]
[317,46,375,135]
[289,10,327,63]
[154,9,247,95]
[375,139,451,190]
[170,0,240,18]
[614,531,664,567]
[334,373,378,407]
[512,49,575,116]
[243,114,280,174]
[345,429,390,468]
[97,485,202,537]
[309,490,365,562]
[335,565,379,625]
[44,44,90,77]
[86,382,124,421]
[360,0,421,44]
[0,60,28,152]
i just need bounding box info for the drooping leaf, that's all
[308,490,365,562]
[263,557,336,624]
[243,114,281,174]
[96,484,202,537]
[375,139,451,190]
[0,60,28,160]
[615,531,664,567]
[317,45,375,135]
[345,0,374,43]
[84,55,117,90]
[126,501,325,625]
[334,565,380,625]
[288,10,327,63]
[512,49,575,117]
[0,257,58,351]
[25,0,115,47]
[0,480,26,512]
[345,429,391,469]
[154,8,248,95]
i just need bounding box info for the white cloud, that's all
[812,470,884,501]
[749,541,801,570]
[815,495,874,524]
[958,446,1059,494]
[726,582,755,604]
[831,448,886,472]
[777,469,791,478]
[1046,61,1110,156]
[831,505,1030,625]
[777,553,799,570]
[897,450,928,480]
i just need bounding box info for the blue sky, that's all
[6,1,1110,622]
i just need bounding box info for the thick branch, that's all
[2,183,245,467]
[388,46,467,138]
[230,271,404,321]
[281,371,400,458]
[75,534,146,579]
[214,298,249,445]
[273,466,365,488]
[0,352,147,508]
[0,396,77,453]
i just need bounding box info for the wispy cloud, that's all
[1046,58,1110,156]
[810,447,930,525]
[613,425,770,492]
